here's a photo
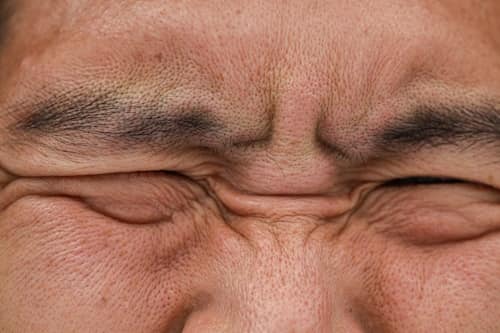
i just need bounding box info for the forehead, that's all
[2,0,500,119]
[13,0,499,59]
[6,0,499,71]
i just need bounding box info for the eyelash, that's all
[384,176,464,187]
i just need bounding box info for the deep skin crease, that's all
[1,0,500,332]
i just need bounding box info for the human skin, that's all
[0,0,500,332]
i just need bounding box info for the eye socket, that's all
[383,176,465,187]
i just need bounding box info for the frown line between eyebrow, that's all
[8,89,500,161]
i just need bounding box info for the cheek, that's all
[340,187,500,331]
[424,237,500,324]
[0,195,223,332]
[345,229,500,332]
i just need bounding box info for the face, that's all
[1,0,500,331]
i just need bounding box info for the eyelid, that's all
[0,172,202,218]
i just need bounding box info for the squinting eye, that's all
[383,176,465,187]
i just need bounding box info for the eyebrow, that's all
[375,103,500,156]
[8,91,500,160]
[11,90,226,152]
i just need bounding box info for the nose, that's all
[208,177,353,219]
[181,226,364,333]
[181,81,366,332]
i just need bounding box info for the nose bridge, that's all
[221,78,345,196]
[210,233,362,333]
[232,241,336,332]
[181,198,362,332]
[183,263,340,333]
[209,177,353,219]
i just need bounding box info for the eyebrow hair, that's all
[9,90,500,161]
[12,90,225,151]
[376,103,500,155]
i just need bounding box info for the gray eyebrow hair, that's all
[376,103,500,155]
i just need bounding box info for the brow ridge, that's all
[376,103,500,154]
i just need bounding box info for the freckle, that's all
[101,296,108,305]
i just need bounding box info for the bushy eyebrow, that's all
[12,90,226,151]
[376,103,500,155]
[8,88,500,161]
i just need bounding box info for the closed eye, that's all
[383,176,465,187]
